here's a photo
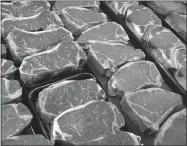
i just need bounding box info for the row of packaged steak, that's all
[106,1,187,90]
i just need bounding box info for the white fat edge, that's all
[126,8,133,18]
[51,11,63,24]
[74,42,85,64]
[154,108,186,144]
[5,136,19,140]
[131,22,144,39]
[78,136,105,144]
[11,103,33,121]
[126,132,142,145]
[1,59,7,66]
[115,24,129,42]
[51,119,73,141]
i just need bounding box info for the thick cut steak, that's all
[1,44,7,58]
[6,27,73,64]
[125,5,162,40]
[1,135,54,145]
[37,79,106,125]
[76,22,129,45]
[19,41,87,85]
[79,131,142,145]
[1,78,22,105]
[51,100,125,144]
[146,1,186,17]
[2,103,33,140]
[154,109,186,145]
[120,88,183,133]
[60,7,107,35]
[85,41,145,77]
[2,10,63,37]
[142,25,186,70]
[108,60,162,98]
[1,1,50,20]
[52,1,99,13]
[1,59,17,79]
[165,12,187,42]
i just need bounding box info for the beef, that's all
[1,134,54,145]
[79,131,142,145]
[1,78,22,105]
[50,100,125,144]
[165,12,187,41]
[1,44,7,58]
[120,88,183,133]
[6,27,73,64]
[60,7,107,35]
[108,60,163,98]
[76,22,129,45]
[154,109,186,145]
[175,49,186,89]
[125,5,162,40]
[37,79,106,125]
[2,103,33,140]
[19,41,87,85]
[1,1,50,20]
[2,10,64,37]
[142,25,186,70]
[1,59,17,79]
[85,41,145,78]
[145,1,186,17]
[52,1,99,13]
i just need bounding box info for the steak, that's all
[50,100,125,144]
[1,1,50,20]
[142,25,186,70]
[76,22,129,45]
[19,41,87,85]
[2,103,33,140]
[1,44,7,58]
[60,7,107,35]
[107,60,163,98]
[125,4,162,40]
[1,59,17,79]
[37,79,106,125]
[79,131,142,145]
[2,10,64,37]
[120,88,183,133]
[165,12,187,42]
[52,1,99,13]
[145,1,186,17]
[1,134,54,145]
[6,27,73,64]
[154,109,186,145]
[85,41,145,78]
[1,78,22,105]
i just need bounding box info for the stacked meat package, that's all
[1,1,186,146]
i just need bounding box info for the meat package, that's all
[1,1,186,146]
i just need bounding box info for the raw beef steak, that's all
[154,109,186,145]
[1,44,7,58]
[1,134,54,145]
[79,131,142,145]
[1,103,33,140]
[165,12,187,42]
[125,4,162,40]
[76,22,129,45]
[85,41,145,77]
[1,59,17,79]
[142,25,186,70]
[108,60,163,98]
[37,79,106,125]
[19,41,87,85]
[52,1,99,13]
[1,1,50,20]
[51,100,125,144]
[60,7,107,35]
[120,88,183,133]
[1,78,22,105]
[145,1,186,17]
[2,10,63,37]
[6,27,73,64]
